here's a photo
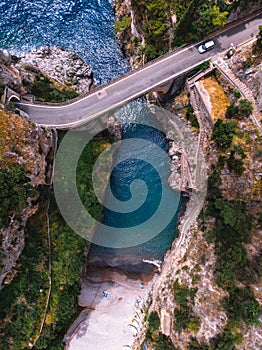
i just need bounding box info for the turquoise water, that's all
[89,107,182,269]
[0,0,181,268]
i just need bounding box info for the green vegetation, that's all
[189,328,242,350]
[0,164,35,228]
[114,15,132,34]
[173,280,199,333]
[128,0,231,61]
[0,195,86,349]
[0,201,50,349]
[223,286,260,327]
[237,98,254,118]
[31,74,78,103]
[0,131,110,348]
[257,25,262,48]
[202,162,261,345]
[226,145,246,175]
[154,333,175,350]
[76,136,110,221]
[212,119,236,148]
[190,3,228,39]
[189,61,210,76]
[226,99,254,120]
[0,83,4,97]
[186,104,199,129]
[146,311,160,340]
[233,89,241,99]
[173,280,197,307]
[226,103,238,119]
[33,196,86,349]
[145,312,175,349]
[0,123,110,346]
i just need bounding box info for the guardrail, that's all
[19,9,262,108]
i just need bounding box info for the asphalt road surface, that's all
[16,11,262,129]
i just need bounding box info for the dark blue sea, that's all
[0,0,181,269]
[0,0,129,85]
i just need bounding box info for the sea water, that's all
[0,0,181,269]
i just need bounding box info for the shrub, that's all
[223,286,260,326]
[114,16,131,34]
[237,99,254,119]
[212,119,236,148]
[155,333,176,350]
[0,164,35,228]
[226,104,238,119]
[233,89,241,99]
[173,306,191,332]
[146,311,160,340]
[31,74,78,103]
[257,25,262,48]
[188,317,201,333]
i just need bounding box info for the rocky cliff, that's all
[0,45,93,100]
[16,46,93,95]
[0,106,55,288]
[0,43,94,289]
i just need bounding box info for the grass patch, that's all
[201,75,231,121]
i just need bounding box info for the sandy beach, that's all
[65,265,156,350]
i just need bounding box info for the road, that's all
[16,11,262,129]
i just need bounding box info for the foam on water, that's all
[0,0,129,84]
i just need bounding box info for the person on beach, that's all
[103,290,109,298]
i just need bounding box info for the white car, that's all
[198,40,215,53]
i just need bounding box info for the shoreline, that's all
[65,264,157,350]
[64,107,192,348]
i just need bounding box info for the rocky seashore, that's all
[17,46,93,95]
[0,45,93,98]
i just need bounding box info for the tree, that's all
[226,151,245,175]
[155,333,176,350]
[114,16,131,34]
[237,99,254,119]
[223,286,260,326]
[0,164,35,227]
[257,25,262,48]
[209,329,237,350]
[147,312,160,340]
[210,5,228,27]
[174,307,191,332]
[212,119,236,148]
[226,104,238,119]
[188,338,209,350]
[192,4,214,38]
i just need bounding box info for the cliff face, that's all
[0,107,55,288]
[0,44,94,289]
[0,45,93,100]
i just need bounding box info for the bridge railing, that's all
[19,9,261,108]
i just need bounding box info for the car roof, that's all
[205,40,215,48]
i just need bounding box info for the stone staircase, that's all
[188,87,208,183]
[211,57,262,133]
